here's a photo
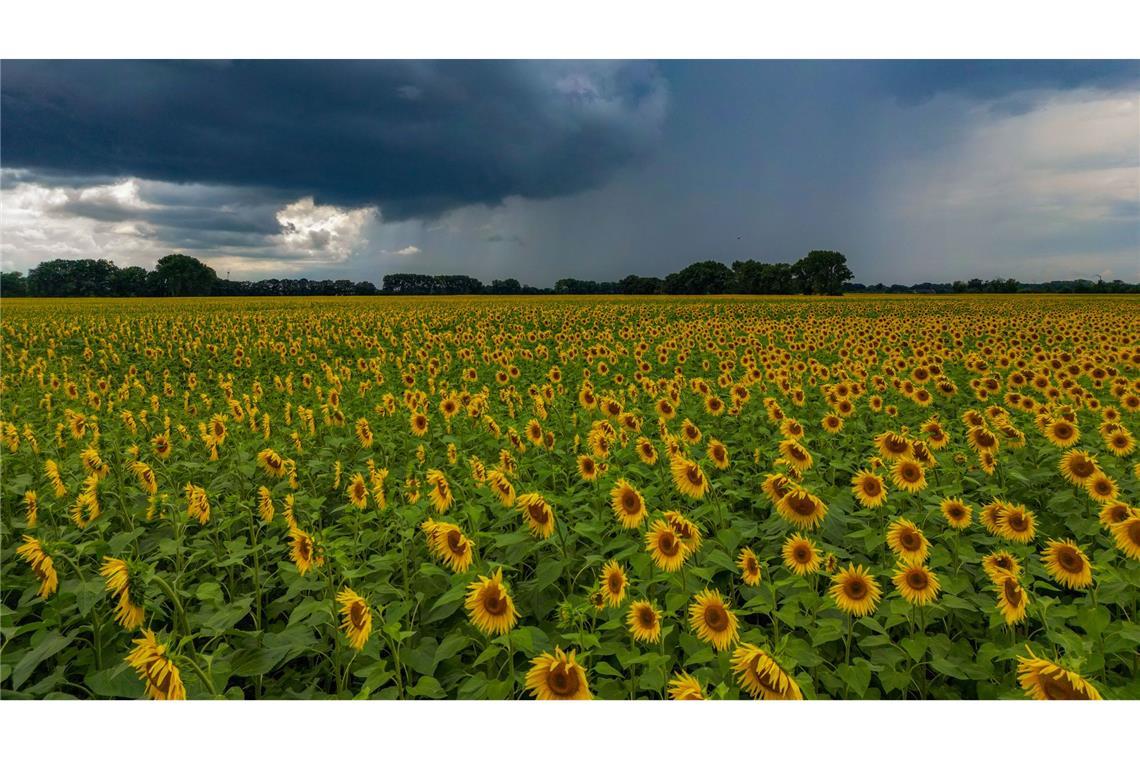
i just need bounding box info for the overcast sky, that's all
[2,60,1137,285]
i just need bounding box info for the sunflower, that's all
[599,560,627,607]
[1084,471,1118,504]
[850,469,887,509]
[890,457,927,494]
[707,438,730,469]
[23,490,37,528]
[125,629,186,700]
[731,644,803,700]
[151,432,172,460]
[346,472,369,510]
[821,413,844,434]
[886,518,930,563]
[1110,515,1140,560]
[776,489,828,530]
[526,648,591,700]
[892,562,941,606]
[465,568,519,637]
[738,547,762,586]
[576,454,600,482]
[257,448,288,478]
[426,469,454,513]
[966,425,999,453]
[667,672,705,700]
[646,519,689,572]
[635,436,659,465]
[688,588,739,651]
[994,572,1029,625]
[778,439,813,473]
[1044,418,1079,448]
[100,557,145,630]
[664,510,703,553]
[1059,450,1098,485]
[982,550,1022,582]
[1041,539,1093,590]
[680,418,702,445]
[517,492,556,539]
[996,504,1036,544]
[129,460,158,495]
[609,479,648,529]
[1105,427,1136,456]
[761,473,793,506]
[1017,648,1102,700]
[409,411,429,437]
[980,499,1009,535]
[627,600,662,643]
[16,536,59,599]
[256,486,275,523]
[1098,500,1133,529]
[829,564,881,617]
[421,519,476,573]
[670,455,710,500]
[875,431,912,460]
[336,587,373,651]
[486,468,516,506]
[940,498,972,529]
[289,527,320,576]
[782,533,822,576]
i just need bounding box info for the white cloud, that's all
[275,197,376,261]
[388,245,421,256]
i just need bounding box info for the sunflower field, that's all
[1,294,1138,700]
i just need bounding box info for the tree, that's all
[150,254,218,296]
[488,278,522,295]
[1,271,28,297]
[663,260,736,294]
[791,250,853,295]
[732,260,797,294]
[113,266,151,297]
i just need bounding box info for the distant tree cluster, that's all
[1,255,379,298]
[846,278,1140,294]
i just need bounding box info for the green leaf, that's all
[12,632,74,690]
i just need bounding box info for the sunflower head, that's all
[599,560,627,607]
[782,533,821,576]
[609,479,647,529]
[738,547,762,586]
[731,644,803,700]
[829,564,881,617]
[525,648,591,700]
[465,568,519,638]
[886,518,930,563]
[1042,539,1093,590]
[892,562,941,606]
[1017,648,1101,700]
[939,498,972,529]
[627,600,662,644]
[688,588,739,651]
[667,672,705,700]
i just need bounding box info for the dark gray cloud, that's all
[1,60,668,220]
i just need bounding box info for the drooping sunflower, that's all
[850,469,887,509]
[426,469,454,513]
[599,560,627,607]
[289,527,321,576]
[782,533,822,576]
[336,587,373,651]
[731,644,803,700]
[670,455,710,500]
[939,498,972,529]
[465,568,519,637]
[486,468,516,506]
[421,518,476,573]
[1110,515,1140,560]
[23,490,37,528]
[346,472,369,510]
[761,473,793,506]
[886,518,930,564]
[1017,648,1102,700]
[875,431,912,460]
[778,439,813,473]
[706,438,731,470]
[890,457,927,494]
[664,510,703,553]
[1098,500,1133,530]
[100,557,145,630]
[1041,539,1093,590]
[829,564,881,617]
[129,460,158,495]
[517,492,556,539]
[892,562,941,606]
[980,499,1010,535]
[982,550,1022,582]
[667,672,705,700]
[994,572,1029,625]
[256,486,275,523]
[688,588,739,651]
[16,536,59,599]
[776,489,828,530]
[966,425,1000,454]
[1084,471,1119,504]
[996,504,1037,544]
[1058,450,1098,485]
[125,629,186,700]
[627,600,662,643]
[526,648,591,700]
[635,436,659,465]
[257,448,288,478]
[738,547,762,586]
[645,519,689,572]
[609,479,648,529]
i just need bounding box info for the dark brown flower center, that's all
[547,663,581,697]
[704,604,729,632]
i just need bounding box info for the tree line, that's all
[3,250,1135,297]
